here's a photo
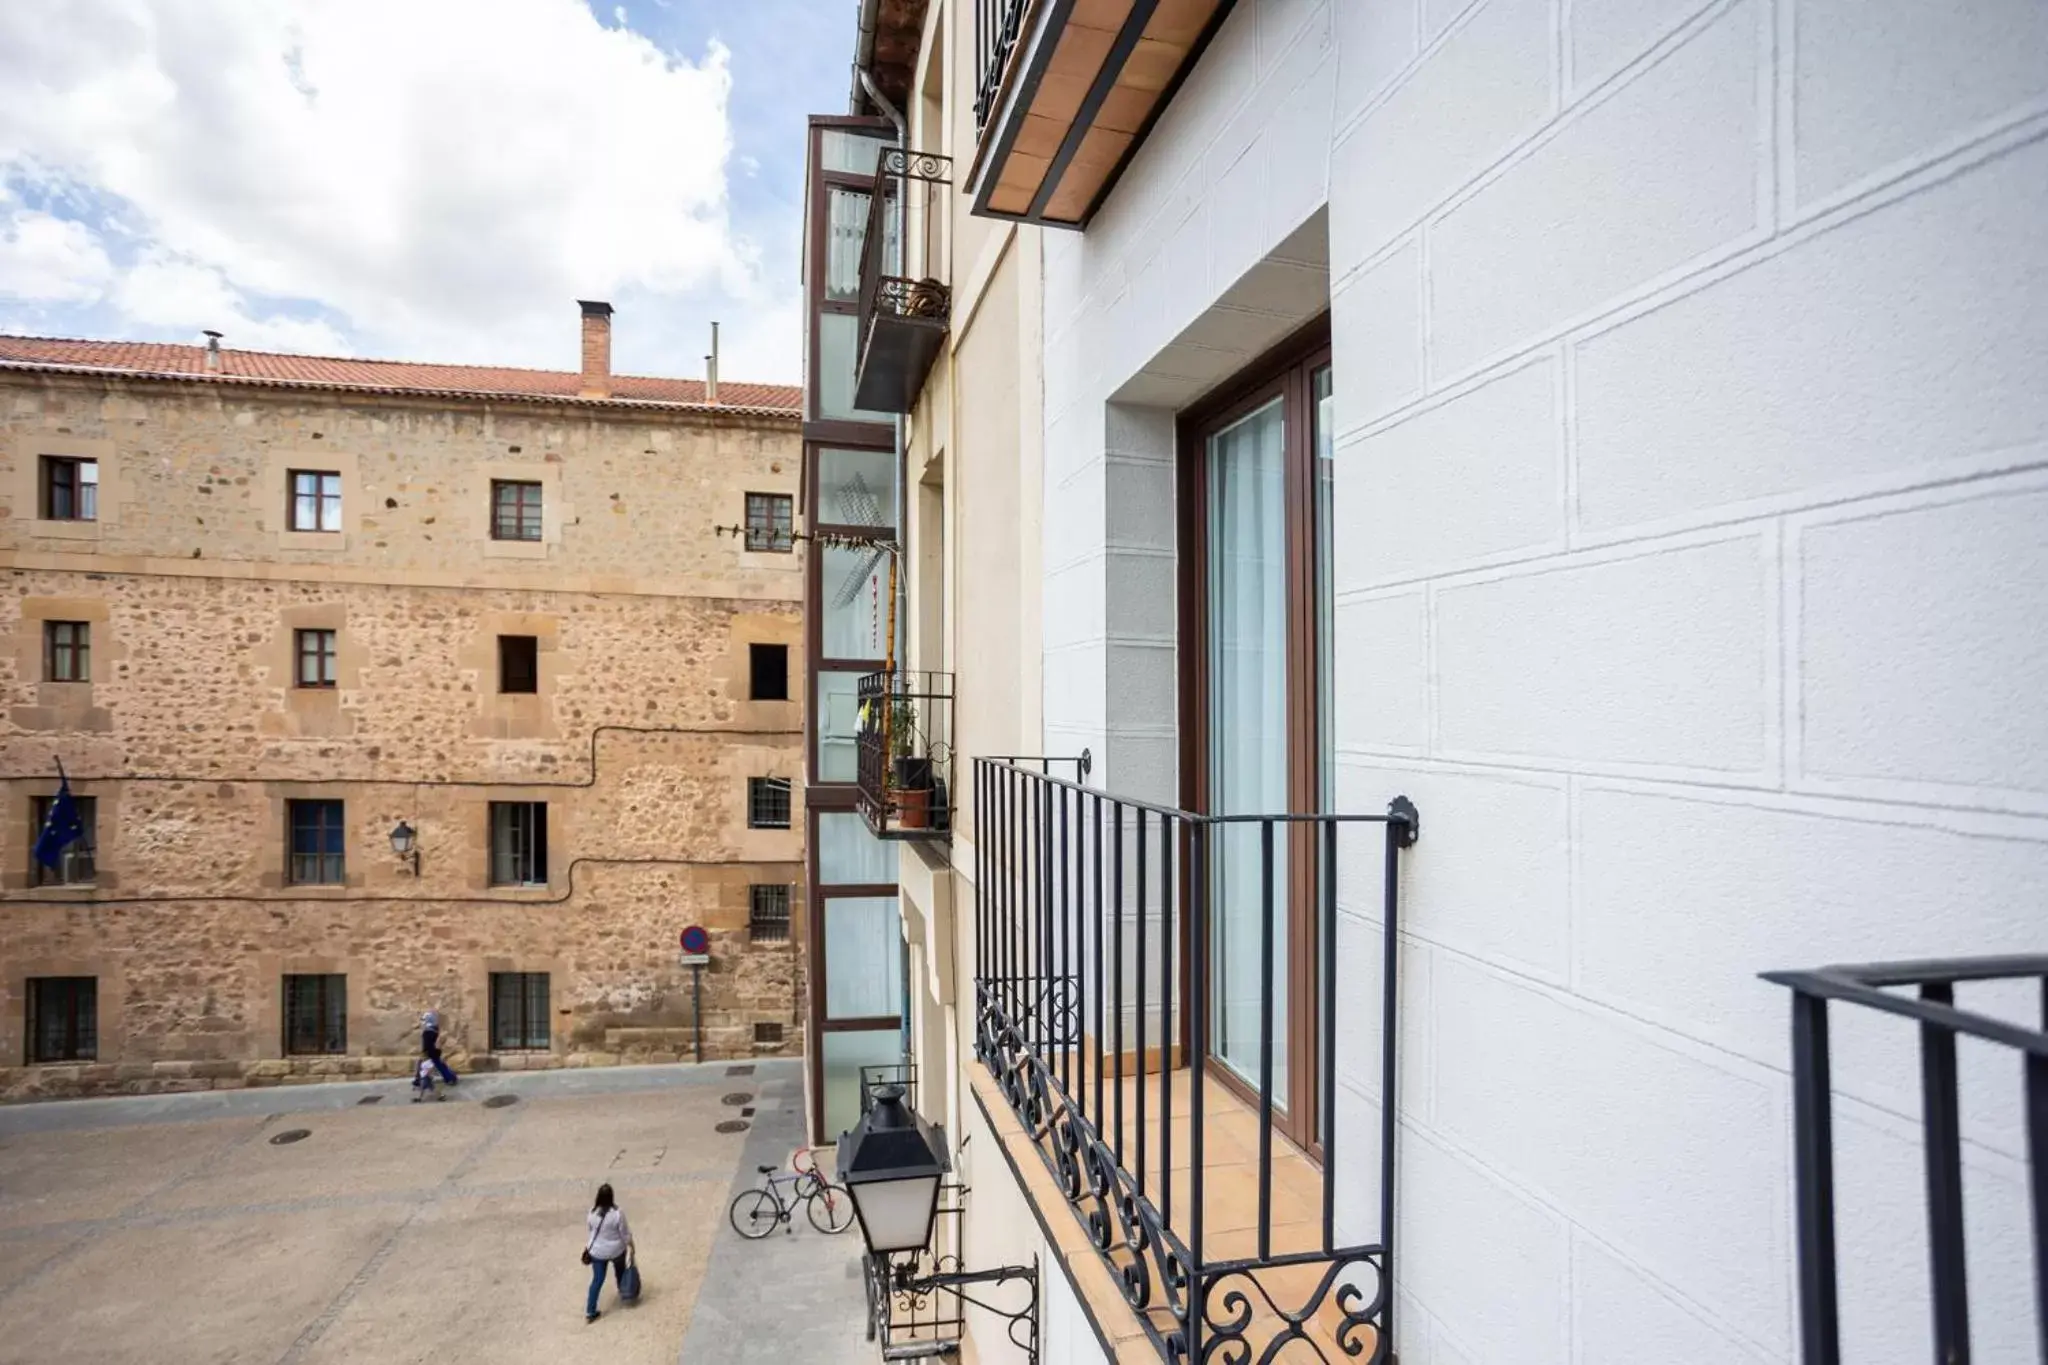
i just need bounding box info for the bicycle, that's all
[728,1147,854,1237]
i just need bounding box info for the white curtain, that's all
[826,189,869,301]
[1207,397,1290,1094]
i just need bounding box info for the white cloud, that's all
[0,208,114,303]
[0,0,784,373]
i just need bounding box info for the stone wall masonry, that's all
[0,372,809,1101]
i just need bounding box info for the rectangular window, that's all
[287,799,345,885]
[747,778,792,829]
[492,480,543,541]
[295,628,337,688]
[27,977,97,1063]
[39,456,98,521]
[44,621,90,682]
[749,884,792,941]
[744,492,794,552]
[31,795,97,887]
[748,643,789,701]
[489,801,549,886]
[499,635,539,693]
[754,1021,785,1045]
[288,470,343,532]
[489,972,551,1051]
[283,974,346,1055]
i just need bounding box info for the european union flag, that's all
[33,770,85,871]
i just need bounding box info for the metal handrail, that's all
[974,0,1033,132]
[972,757,1420,1362]
[1763,955,2048,1364]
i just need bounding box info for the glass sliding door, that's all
[1207,395,1290,1095]
[1182,322,1333,1147]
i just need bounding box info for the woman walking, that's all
[582,1183,632,1322]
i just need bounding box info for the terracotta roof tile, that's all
[0,334,801,415]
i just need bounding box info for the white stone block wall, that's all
[1043,0,2048,1360]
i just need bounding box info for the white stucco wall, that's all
[1040,0,2048,1361]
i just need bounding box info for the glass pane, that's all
[816,447,897,529]
[816,670,862,782]
[820,129,886,176]
[817,811,894,884]
[1207,396,1289,1096]
[816,312,895,424]
[822,1027,905,1138]
[822,543,894,659]
[1314,366,1334,812]
[825,896,903,1019]
[826,188,870,303]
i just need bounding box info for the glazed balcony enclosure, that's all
[970,0,1236,227]
[971,756,1420,1362]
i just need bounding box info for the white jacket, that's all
[586,1206,631,1261]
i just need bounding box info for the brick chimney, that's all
[578,300,613,398]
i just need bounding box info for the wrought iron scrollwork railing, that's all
[972,757,1420,1363]
[856,149,952,343]
[1761,955,2048,1364]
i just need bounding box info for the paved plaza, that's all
[0,1058,871,1365]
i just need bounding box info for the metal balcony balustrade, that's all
[973,0,1030,133]
[1762,955,2048,1364]
[971,756,1420,1363]
[853,147,951,414]
[856,671,955,840]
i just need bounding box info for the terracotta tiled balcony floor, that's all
[971,1061,1376,1363]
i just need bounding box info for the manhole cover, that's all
[270,1129,311,1145]
[721,1092,754,1107]
[725,1064,755,1077]
[358,1095,382,1105]
[715,1120,750,1134]
[483,1094,520,1109]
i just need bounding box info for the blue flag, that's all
[33,771,85,870]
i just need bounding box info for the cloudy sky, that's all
[0,0,850,384]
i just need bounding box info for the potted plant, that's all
[886,698,933,829]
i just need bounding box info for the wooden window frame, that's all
[282,973,347,1055]
[287,799,346,886]
[498,635,539,694]
[295,628,337,688]
[44,620,90,682]
[491,479,544,542]
[1176,315,1334,1153]
[26,976,97,1063]
[31,794,97,887]
[744,491,795,552]
[287,469,343,532]
[488,801,549,887]
[39,456,97,522]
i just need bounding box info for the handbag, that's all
[618,1243,641,1303]
[581,1209,608,1266]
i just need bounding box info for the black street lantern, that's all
[389,820,420,875]
[836,1084,949,1257]
[835,1085,1039,1361]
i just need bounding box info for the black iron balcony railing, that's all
[853,148,951,414]
[972,757,1420,1362]
[974,0,1030,132]
[856,671,954,840]
[1762,955,2048,1364]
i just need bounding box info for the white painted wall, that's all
[1041,0,2048,1360]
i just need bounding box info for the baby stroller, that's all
[411,1057,445,1102]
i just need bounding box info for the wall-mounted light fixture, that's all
[838,1085,1037,1361]
[389,820,420,876]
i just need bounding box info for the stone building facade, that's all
[0,307,809,1099]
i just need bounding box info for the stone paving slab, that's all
[0,1059,871,1365]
